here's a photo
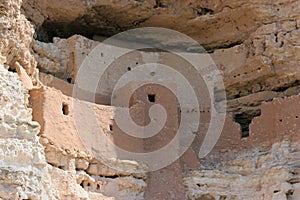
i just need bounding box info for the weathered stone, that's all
[202,93,300,166]
[15,61,33,90]
[39,72,73,96]
[1,0,300,199]
[91,176,146,200]
[0,63,54,199]
[185,141,300,200]
[23,0,299,51]
[0,0,39,83]
[76,170,145,200]
[76,158,90,171]
[33,35,98,82]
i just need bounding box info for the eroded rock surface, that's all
[0,0,38,83]
[32,16,300,136]
[0,0,299,199]
[185,141,300,200]
[23,0,300,51]
[0,63,53,199]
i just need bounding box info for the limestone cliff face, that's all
[0,0,38,84]
[0,1,52,198]
[0,0,299,199]
[185,141,300,200]
[0,64,54,199]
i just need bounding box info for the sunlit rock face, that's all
[0,0,299,199]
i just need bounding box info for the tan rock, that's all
[15,61,33,90]
[0,0,37,79]
[75,158,89,171]
[292,183,300,200]
[185,141,300,200]
[1,0,300,199]
[33,35,98,82]
[0,62,54,199]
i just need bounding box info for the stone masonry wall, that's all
[0,0,300,199]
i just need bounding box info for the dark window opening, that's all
[286,190,294,199]
[96,184,100,190]
[234,111,261,138]
[195,7,214,16]
[62,103,69,115]
[154,0,167,8]
[127,67,131,71]
[67,77,72,83]
[58,165,65,170]
[148,94,156,102]
[109,124,113,131]
[8,67,17,72]
[80,182,84,188]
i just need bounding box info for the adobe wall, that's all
[184,94,300,199]
[31,32,300,197]
[31,79,300,199]
[30,83,182,162]
[201,93,300,166]
[30,81,194,199]
[31,34,300,199]
[1,0,299,199]
[31,74,300,199]
[30,86,148,199]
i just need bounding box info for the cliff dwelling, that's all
[0,0,300,199]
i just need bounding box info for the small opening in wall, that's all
[148,94,156,102]
[109,124,113,131]
[62,103,69,115]
[153,0,167,8]
[58,165,65,170]
[127,67,131,71]
[96,184,100,190]
[286,189,294,199]
[234,111,261,138]
[67,78,72,83]
[220,196,227,200]
[8,67,17,72]
[80,182,84,188]
[28,96,32,107]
